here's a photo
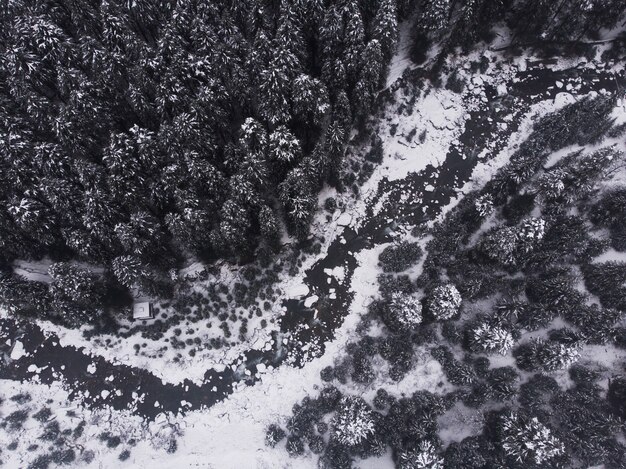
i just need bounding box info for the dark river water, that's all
[0,62,622,419]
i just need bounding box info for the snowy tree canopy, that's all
[397,441,444,469]
[517,217,546,251]
[428,284,462,320]
[516,338,581,372]
[474,193,494,217]
[331,395,376,447]
[48,262,101,305]
[111,255,149,289]
[480,226,519,266]
[269,126,301,164]
[469,323,514,355]
[501,411,565,464]
[388,292,424,330]
[421,0,452,33]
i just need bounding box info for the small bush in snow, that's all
[469,323,514,355]
[265,424,286,447]
[397,440,443,469]
[286,435,305,456]
[500,411,564,465]
[331,396,376,447]
[428,284,461,320]
[5,410,29,430]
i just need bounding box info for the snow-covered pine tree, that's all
[264,424,286,448]
[279,166,317,239]
[515,338,581,372]
[325,119,347,187]
[536,340,580,371]
[333,89,353,132]
[82,188,122,251]
[388,292,423,330]
[269,126,301,164]
[8,194,55,246]
[112,255,150,289]
[517,217,546,252]
[258,40,298,126]
[341,0,366,82]
[353,40,384,118]
[48,262,102,306]
[258,205,281,248]
[397,440,444,469]
[428,283,462,320]
[500,411,564,464]
[480,226,518,266]
[373,0,399,60]
[420,0,452,34]
[62,228,103,261]
[291,74,329,126]
[535,169,566,201]
[0,273,50,316]
[474,193,494,217]
[469,322,514,355]
[114,211,164,258]
[218,197,253,252]
[331,395,376,447]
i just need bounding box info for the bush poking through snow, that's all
[428,284,461,320]
[469,323,514,355]
[397,440,444,469]
[265,424,286,448]
[286,435,305,456]
[500,411,564,464]
[331,396,376,447]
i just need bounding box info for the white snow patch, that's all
[10,340,26,360]
[303,295,319,308]
[287,283,309,298]
[336,212,353,226]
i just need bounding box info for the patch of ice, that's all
[10,340,25,360]
[336,212,352,227]
[324,266,346,282]
[304,295,319,308]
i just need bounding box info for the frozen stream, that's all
[0,62,622,419]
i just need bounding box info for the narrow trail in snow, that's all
[0,62,622,420]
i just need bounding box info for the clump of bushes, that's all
[378,241,423,273]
